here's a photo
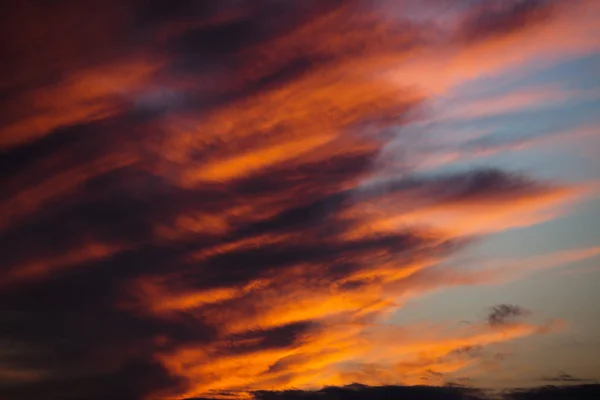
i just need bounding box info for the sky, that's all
[0,1,599,399]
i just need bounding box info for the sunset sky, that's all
[0,1,599,399]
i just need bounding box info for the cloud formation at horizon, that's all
[1,1,599,399]
[250,383,600,400]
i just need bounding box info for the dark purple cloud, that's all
[488,305,531,327]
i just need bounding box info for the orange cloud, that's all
[385,0,600,94]
[0,58,162,149]
[346,171,586,238]
[160,318,563,398]
[0,242,123,287]
[1,1,598,400]
[0,151,137,231]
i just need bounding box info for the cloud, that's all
[541,371,595,383]
[504,384,600,400]
[415,123,600,171]
[488,305,531,327]
[385,0,600,94]
[0,1,597,399]
[457,0,558,45]
[252,384,487,400]
[352,168,583,236]
[189,384,600,400]
[432,86,600,122]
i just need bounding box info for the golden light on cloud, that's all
[1,1,599,400]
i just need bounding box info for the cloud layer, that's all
[250,383,600,400]
[1,1,598,399]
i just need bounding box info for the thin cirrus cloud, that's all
[393,245,600,300]
[431,86,600,122]
[0,1,598,400]
[378,122,600,173]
